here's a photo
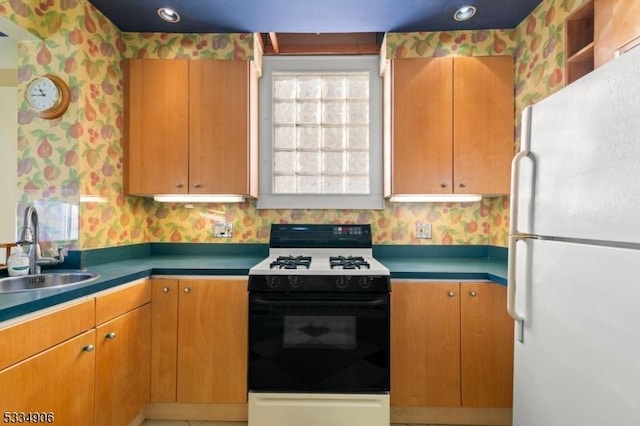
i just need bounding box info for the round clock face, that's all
[26,77,61,111]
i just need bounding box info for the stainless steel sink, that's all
[0,272,99,293]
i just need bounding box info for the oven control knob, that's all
[289,276,303,289]
[358,276,372,289]
[336,276,348,289]
[266,276,281,289]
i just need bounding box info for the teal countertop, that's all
[0,243,507,322]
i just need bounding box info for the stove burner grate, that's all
[330,256,370,270]
[270,255,312,269]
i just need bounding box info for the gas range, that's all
[249,224,390,292]
[248,224,390,426]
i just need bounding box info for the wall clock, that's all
[24,74,71,119]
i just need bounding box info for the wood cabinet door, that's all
[392,58,454,194]
[189,60,250,194]
[460,283,514,407]
[177,279,248,403]
[125,59,189,195]
[95,279,151,325]
[595,0,640,67]
[612,0,640,51]
[391,282,461,407]
[453,56,514,195]
[0,330,96,425]
[0,299,94,370]
[150,278,179,402]
[95,304,151,426]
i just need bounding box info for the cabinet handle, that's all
[183,287,191,293]
[193,183,202,188]
[440,182,448,188]
[162,287,170,293]
[469,290,477,297]
[447,291,455,297]
[459,182,467,188]
[175,182,183,188]
[83,344,95,352]
[105,332,116,340]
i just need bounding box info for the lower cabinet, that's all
[150,277,248,404]
[391,282,461,407]
[0,330,96,425]
[95,304,151,426]
[460,282,514,407]
[0,279,151,426]
[94,279,152,426]
[391,281,514,408]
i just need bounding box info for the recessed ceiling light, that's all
[157,7,181,23]
[453,5,477,21]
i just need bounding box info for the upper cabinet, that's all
[594,0,640,67]
[387,56,514,196]
[124,59,258,197]
[565,0,595,84]
[390,58,454,195]
[452,56,515,195]
[567,0,640,84]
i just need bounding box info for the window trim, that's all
[257,55,384,210]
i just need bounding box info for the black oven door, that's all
[248,292,390,393]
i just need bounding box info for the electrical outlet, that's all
[416,223,432,239]
[213,222,233,238]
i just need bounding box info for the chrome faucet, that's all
[17,205,64,275]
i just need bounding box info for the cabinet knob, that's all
[440,182,449,188]
[175,182,183,188]
[459,182,467,188]
[183,287,191,294]
[193,183,202,188]
[83,344,95,352]
[162,287,170,293]
[447,291,455,297]
[105,332,116,340]
[469,290,477,297]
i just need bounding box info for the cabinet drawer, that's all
[0,329,96,424]
[95,279,151,325]
[0,299,95,370]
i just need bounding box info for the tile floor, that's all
[141,422,241,426]
[141,422,485,426]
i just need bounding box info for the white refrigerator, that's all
[508,44,640,425]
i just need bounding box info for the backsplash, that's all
[137,197,508,245]
[1,0,579,250]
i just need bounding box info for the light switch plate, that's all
[213,222,233,238]
[416,223,432,239]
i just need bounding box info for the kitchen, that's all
[1,0,639,425]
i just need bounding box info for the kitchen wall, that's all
[384,0,585,246]
[514,0,580,137]
[0,36,17,243]
[0,0,583,251]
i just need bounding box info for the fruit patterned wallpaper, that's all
[0,0,583,251]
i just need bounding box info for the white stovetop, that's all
[249,248,390,276]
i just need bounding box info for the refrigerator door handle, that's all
[508,234,530,343]
[509,106,532,237]
[507,234,525,322]
[508,106,533,342]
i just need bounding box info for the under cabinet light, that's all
[80,195,108,203]
[153,195,245,203]
[389,194,482,203]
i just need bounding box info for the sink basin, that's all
[0,272,99,293]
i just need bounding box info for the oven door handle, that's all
[252,296,387,306]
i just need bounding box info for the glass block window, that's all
[272,73,370,194]
[258,56,383,210]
